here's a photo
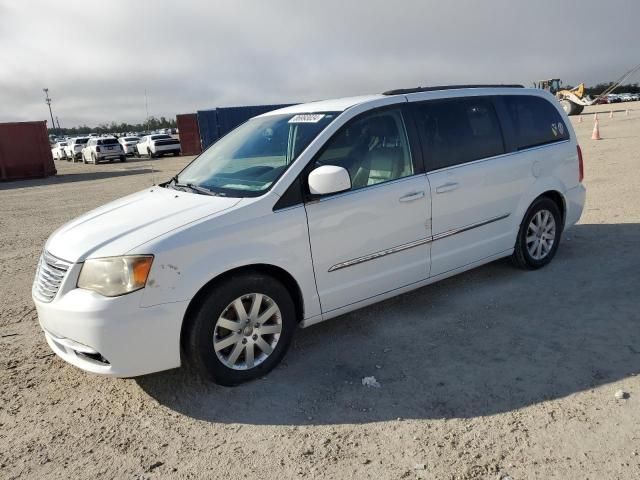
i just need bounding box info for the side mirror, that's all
[308,165,351,195]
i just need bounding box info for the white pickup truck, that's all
[135,134,181,158]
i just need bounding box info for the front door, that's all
[304,107,431,313]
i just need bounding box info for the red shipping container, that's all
[176,113,202,156]
[0,121,56,181]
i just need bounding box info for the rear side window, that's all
[502,95,569,150]
[413,97,505,170]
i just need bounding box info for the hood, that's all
[46,187,242,262]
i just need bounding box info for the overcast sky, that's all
[1,0,638,127]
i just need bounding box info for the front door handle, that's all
[399,191,425,202]
[435,182,459,194]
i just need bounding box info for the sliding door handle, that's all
[435,182,459,194]
[399,191,425,202]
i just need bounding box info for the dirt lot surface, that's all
[1,103,640,480]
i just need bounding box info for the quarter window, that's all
[413,97,505,170]
[314,108,414,191]
[502,95,569,150]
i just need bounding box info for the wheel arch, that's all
[179,263,305,350]
[538,190,566,225]
[516,178,568,230]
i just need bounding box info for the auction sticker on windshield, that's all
[289,114,325,123]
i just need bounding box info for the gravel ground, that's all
[1,103,640,479]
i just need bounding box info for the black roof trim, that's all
[382,84,524,96]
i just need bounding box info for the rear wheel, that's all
[120,155,126,162]
[512,197,563,270]
[184,273,296,385]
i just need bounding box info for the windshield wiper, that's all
[163,175,219,196]
[183,183,217,196]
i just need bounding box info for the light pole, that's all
[43,88,56,136]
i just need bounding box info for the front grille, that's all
[33,251,72,302]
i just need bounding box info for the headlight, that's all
[77,256,153,297]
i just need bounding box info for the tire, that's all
[120,155,126,162]
[511,197,563,270]
[82,153,87,164]
[574,104,584,115]
[135,150,140,158]
[184,272,297,386]
[560,99,578,115]
[148,150,155,159]
[173,152,179,157]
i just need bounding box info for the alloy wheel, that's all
[526,209,556,260]
[213,293,282,370]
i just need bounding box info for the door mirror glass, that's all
[308,165,351,195]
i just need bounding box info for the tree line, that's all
[562,83,640,95]
[48,115,177,136]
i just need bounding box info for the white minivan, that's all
[33,86,585,385]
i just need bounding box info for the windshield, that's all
[177,112,338,197]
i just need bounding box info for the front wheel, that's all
[512,197,563,270]
[183,273,296,385]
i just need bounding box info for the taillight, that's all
[577,145,584,182]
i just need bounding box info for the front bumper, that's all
[564,183,586,229]
[33,263,188,377]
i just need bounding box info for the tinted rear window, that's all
[76,138,89,144]
[502,95,569,150]
[151,134,171,140]
[98,138,118,145]
[413,97,505,170]
[124,137,139,142]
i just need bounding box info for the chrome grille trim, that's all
[33,251,72,303]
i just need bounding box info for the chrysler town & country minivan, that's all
[33,85,585,385]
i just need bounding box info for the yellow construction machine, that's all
[535,63,640,115]
[534,79,590,115]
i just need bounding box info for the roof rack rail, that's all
[382,84,524,96]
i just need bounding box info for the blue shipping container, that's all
[196,104,295,150]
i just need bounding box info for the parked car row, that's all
[51,134,181,163]
[595,93,640,104]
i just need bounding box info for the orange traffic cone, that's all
[609,110,614,118]
[591,119,601,140]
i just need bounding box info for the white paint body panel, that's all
[306,175,431,313]
[33,88,585,377]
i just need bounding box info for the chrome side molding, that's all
[328,213,510,272]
